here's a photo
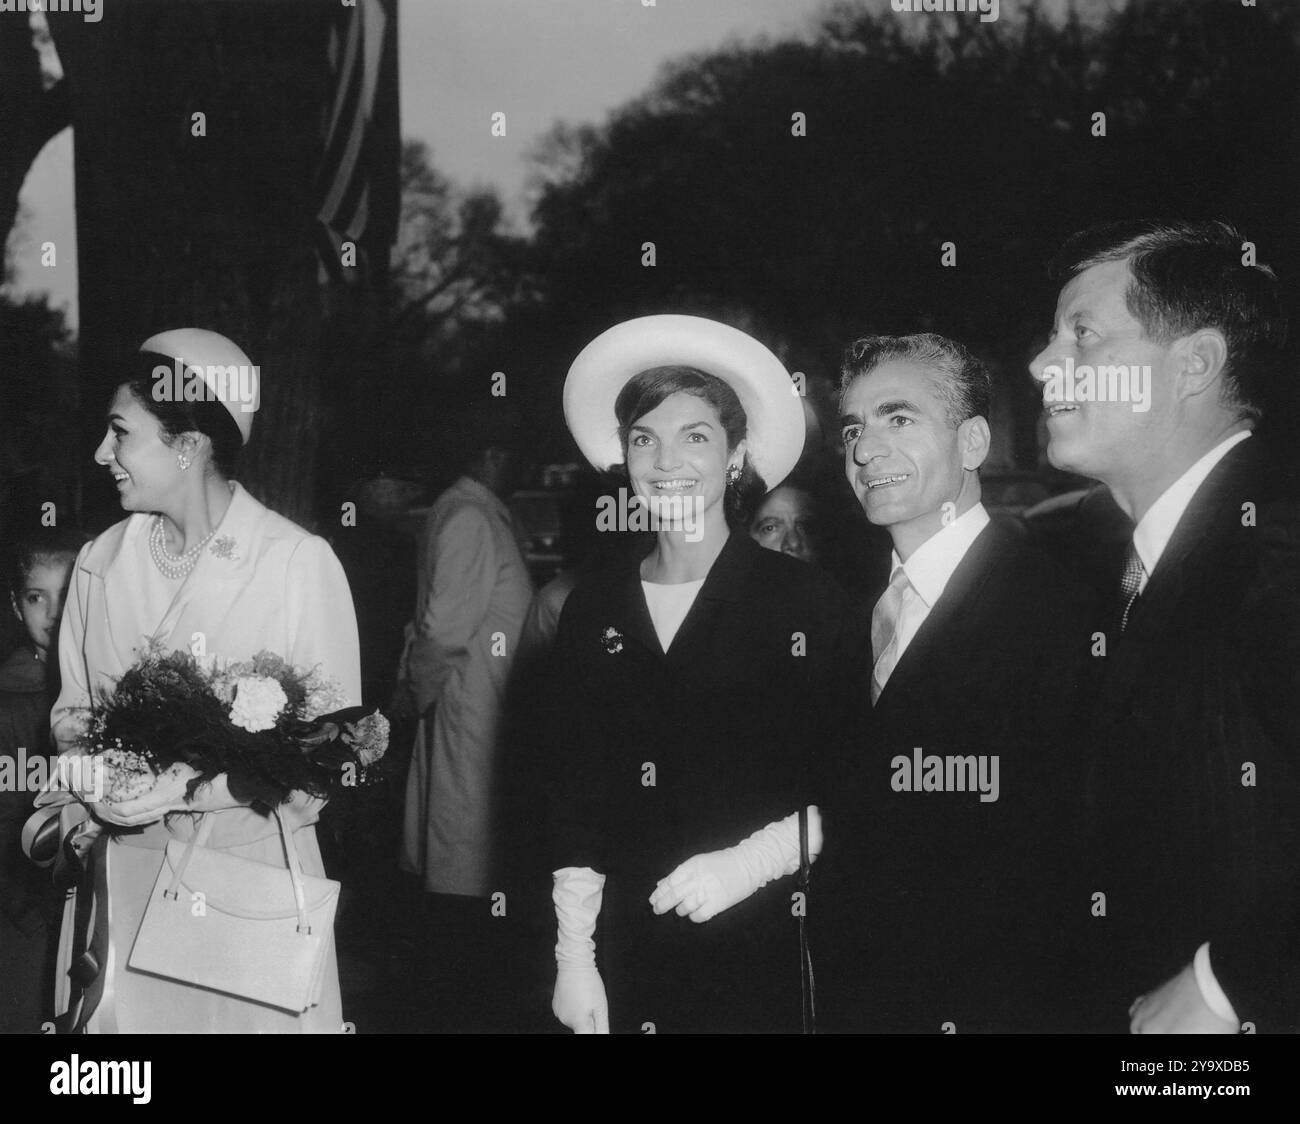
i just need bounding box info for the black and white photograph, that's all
[0,0,1295,1101]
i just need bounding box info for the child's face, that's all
[10,558,74,659]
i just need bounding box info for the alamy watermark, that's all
[1040,357,1152,413]
[50,1055,150,1103]
[0,748,105,800]
[152,357,260,415]
[1,0,103,23]
[595,488,705,542]
[891,748,1000,803]
[891,0,999,23]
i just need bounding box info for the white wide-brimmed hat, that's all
[563,314,805,488]
[140,328,259,445]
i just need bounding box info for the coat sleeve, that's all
[407,505,497,714]
[541,591,610,875]
[278,535,363,826]
[283,535,362,707]
[806,575,869,814]
[50,543,95,755]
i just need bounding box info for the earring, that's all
[726,464,741,486]
[177,454,192,471]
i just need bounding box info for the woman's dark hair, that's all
[7,525,90,598]
[121,351,244,478]
[613,365,766,527]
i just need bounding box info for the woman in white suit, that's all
[48,328,361,1033]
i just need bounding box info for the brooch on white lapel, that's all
[210,535,239,562]
[601,626,624,654]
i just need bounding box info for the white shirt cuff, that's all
[1192,941,1239,1024]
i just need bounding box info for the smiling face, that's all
[11,558,74,660]
[1029,258,1176,483]
[750,484,817,563]
[840,359,987,559]
[93,385,189,514]
[624,390,741,533]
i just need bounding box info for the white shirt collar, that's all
[891,502,991,608]
[1132,430,1252,576]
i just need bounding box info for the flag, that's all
[315,0,400,286]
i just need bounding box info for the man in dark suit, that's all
[1031,219,1300,1034]
[817,333,1097,1033]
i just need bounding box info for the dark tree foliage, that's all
[0,296,78,536]
[44,0,339,529]
[0,15,69,261]
[524,0,1300,468]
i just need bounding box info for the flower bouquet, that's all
[79,643,388,813]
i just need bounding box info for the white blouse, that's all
[641,578,706,652]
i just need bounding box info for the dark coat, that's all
[1024,482,1134,599]
[0,647,56,1033]
[544,530,863,1033]
[1078,438,1300,1033]
[816,516,1099,1033]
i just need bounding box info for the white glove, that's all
[551,866,610,1033]
[649,806,822,923]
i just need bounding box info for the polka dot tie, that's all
[1118,541,1146,633]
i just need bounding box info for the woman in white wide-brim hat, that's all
[545,315,859,1033]
[40,329,360,1033]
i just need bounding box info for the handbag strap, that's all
[163,814,214,900]
[162,808,315,936]
[274,808,314,935]
[797,805,816,1034]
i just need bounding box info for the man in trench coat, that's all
[401,425,533,900]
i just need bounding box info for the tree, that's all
[330,140,534,489]
[526,0,1300,469]
[42,1,347,528]
[386,141,532,361]
[0,295,78,544]
[0,13,69,261]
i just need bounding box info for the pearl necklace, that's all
[149,516,215,580]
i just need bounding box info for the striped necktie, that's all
[871,566,913,704]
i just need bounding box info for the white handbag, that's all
[128,809,339,1014]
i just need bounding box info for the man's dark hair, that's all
[838,333,992,427]
[1048,219,1287,423]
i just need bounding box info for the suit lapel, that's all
[662,532,752,667]
[603,531,755,663]
[874,521,1006,711]
[1099,530,1196,709]
[1098,441,1258,709]
[599,555,662,658]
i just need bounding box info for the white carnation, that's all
[229,675,288,733]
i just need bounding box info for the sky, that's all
[400,0,829,222]
[3,0,1077,330]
